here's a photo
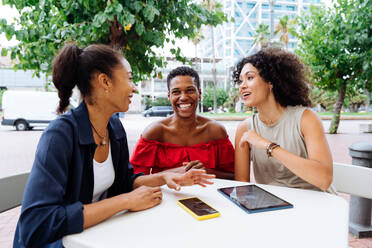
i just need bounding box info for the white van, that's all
[1,91,77,131]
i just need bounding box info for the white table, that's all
[63,179,349,248]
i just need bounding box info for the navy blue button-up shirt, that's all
[14,101,142,248]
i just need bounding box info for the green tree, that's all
[310,88,337,112]
[297,0,372,133]
[0,89,6,109]
[253,23,270,48]
[344,91,367,112]
[225,86,240,112]
[151,97,171,107]
[274,15,296,49]
[0,0,226,81]
[202,86,228,110]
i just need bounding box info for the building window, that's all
[286,5,296,11]
[262,12,269,19]
[274,4,282,10]
[154,80,167,92]
[288,42,296,48]
[250,13,257,18]
[247,2,256,9]
[262,3,269,9]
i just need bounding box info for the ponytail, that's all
[52,43,82,114]
[52,43,123,114]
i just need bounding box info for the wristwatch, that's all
[266,142,280,157]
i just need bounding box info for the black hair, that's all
[166,66,200,90]
[52,43,123,114]
[233,47,312,107]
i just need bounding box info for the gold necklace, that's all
[91,123,108,147]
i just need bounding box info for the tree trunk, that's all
[44,74,49,92]
[364,88,370,112]
[269,0,275,41]
[210,25,217,113]
[109,17,125,50]
[329,80,347,134]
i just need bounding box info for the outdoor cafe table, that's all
[63,179,349,248]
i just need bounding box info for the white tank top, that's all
[92,143,115,202]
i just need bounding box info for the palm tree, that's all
[190,30,204,112]
[204,0,218,113]
[191,30,204,60]
[253,23,270,48]
[274,15,297,49]
[269,0,275,40]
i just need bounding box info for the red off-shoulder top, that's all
[130,136,235,174]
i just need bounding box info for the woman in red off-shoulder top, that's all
[130,66,235,179]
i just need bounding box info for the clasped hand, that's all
[239,129,270,150]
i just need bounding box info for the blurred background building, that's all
[138,0,323,111]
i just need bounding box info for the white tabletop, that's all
[63,179,349,248]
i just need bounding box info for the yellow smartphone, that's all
[177,197,220,220]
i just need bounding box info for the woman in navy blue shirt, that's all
[13,44,215,248]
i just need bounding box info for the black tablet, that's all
[218,184,293,213]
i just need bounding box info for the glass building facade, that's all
[199,0,323,70]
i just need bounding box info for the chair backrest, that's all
[332,162,372,199]
[0,173,29,213]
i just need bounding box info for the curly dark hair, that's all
[233,47,312,107]
[166,66,200,90]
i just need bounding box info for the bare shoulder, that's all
[198,115,228,140]
[236,118,249,136]
[142,119,168,141]
[301,108,323,134]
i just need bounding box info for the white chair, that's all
[332,162,372,199]
[0,173,29,213]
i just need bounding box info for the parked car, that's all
[142,106,173,117]
[1,90,78,131]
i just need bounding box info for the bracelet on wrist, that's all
[266,142,280,157]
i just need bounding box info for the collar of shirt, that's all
[69,101,126,145]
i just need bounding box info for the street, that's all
[0,114,371,178]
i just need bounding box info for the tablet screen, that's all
[218,185,293,213]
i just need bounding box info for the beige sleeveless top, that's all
[248,105,321,191]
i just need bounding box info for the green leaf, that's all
[135,22,145,35]
[1,48,8,56]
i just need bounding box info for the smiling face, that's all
[239,63,272,107]
[168,75,201,118]
[109,58,136,112]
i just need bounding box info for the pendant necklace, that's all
[91,123,107,147]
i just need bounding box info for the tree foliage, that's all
[202,86,228,109]
[0,0,226,81]
[296,0,372,133]
[253,23,270,48]
[274,15,297,49]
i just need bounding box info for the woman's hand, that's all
[184,160,205,171]
[239,129,270,150]
[162,169,215,191]
[124,185,162,211]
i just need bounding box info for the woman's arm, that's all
[83,186,162,229]
[239,110,333,190]
[279,109,332,190]
[234,121,251,182]
[133,169,215,190]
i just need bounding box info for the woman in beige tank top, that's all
[234,47,333,191]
